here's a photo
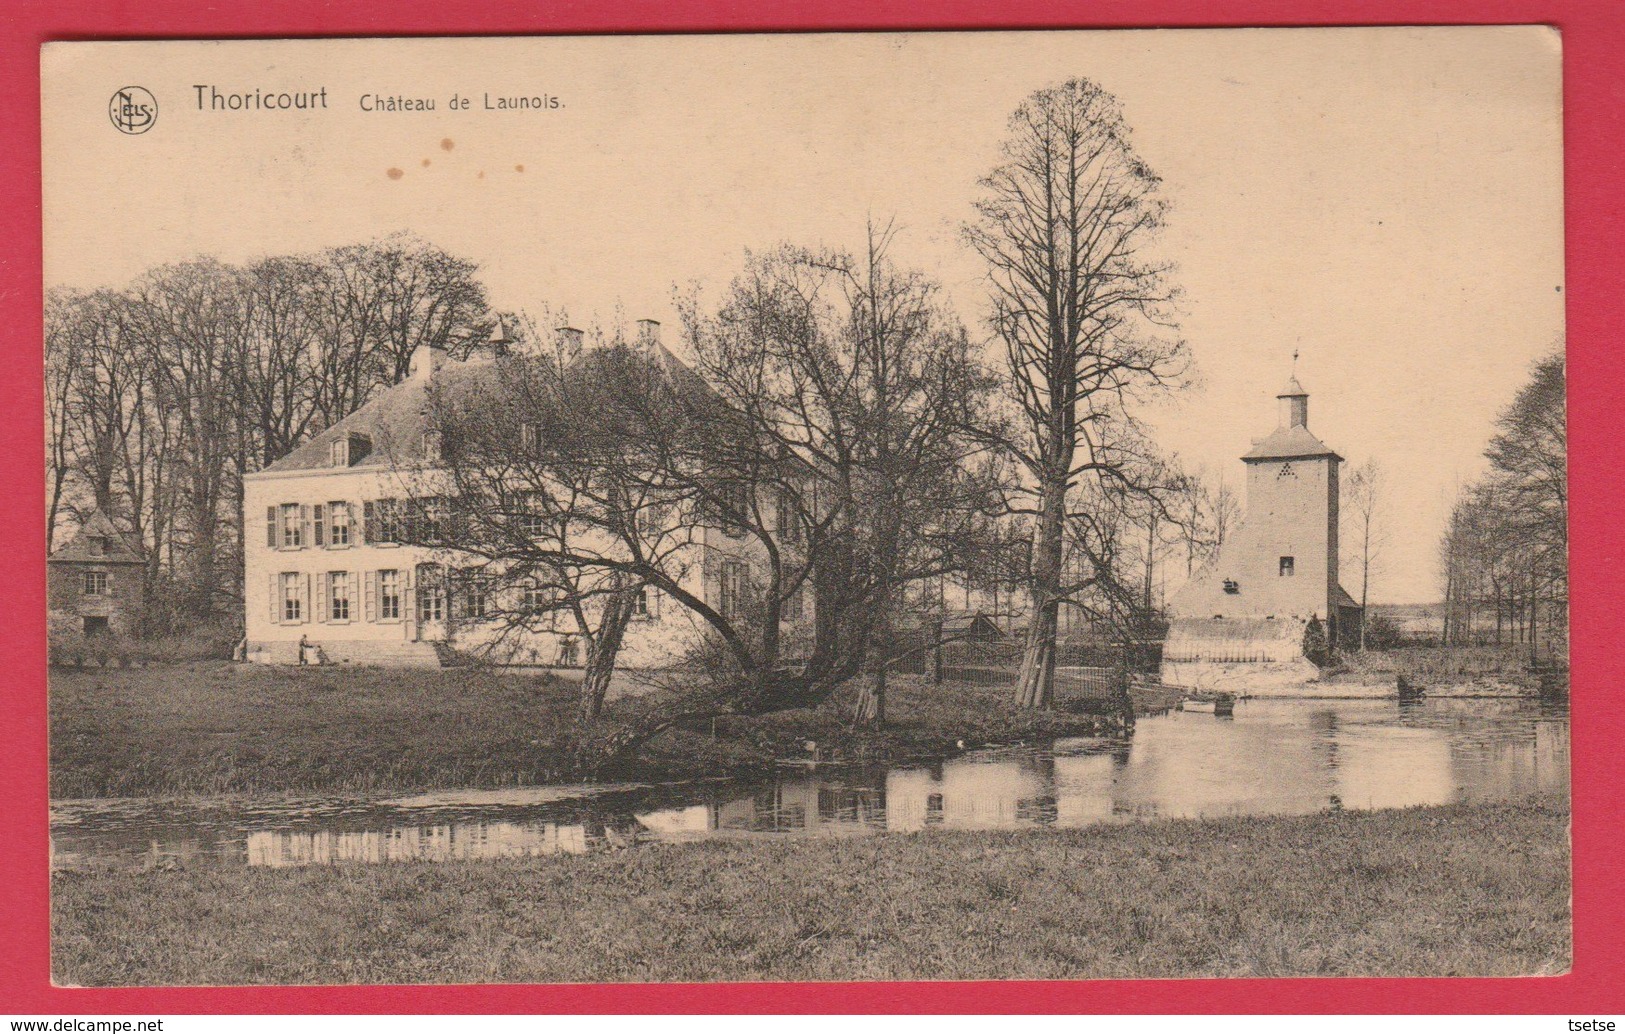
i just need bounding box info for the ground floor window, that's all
[281,572,303,622]
[329,571,351,621]
[417,566,445,623]
[379,569,401,620]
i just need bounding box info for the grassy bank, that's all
[51,799,1570,985]
[49,663,1114,798]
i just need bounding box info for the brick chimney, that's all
[556,326,585,362]
[636,319,661,352]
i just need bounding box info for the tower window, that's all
[1279,556,1295,577]
[1277,462,1296,479]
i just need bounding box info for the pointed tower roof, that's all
[49,508,143,564]
[1243,365,1342,462]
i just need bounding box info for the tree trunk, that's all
[1014,476,1066,710]
[578,584,637,722]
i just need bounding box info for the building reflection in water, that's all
[51,698,1569,870]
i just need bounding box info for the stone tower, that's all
[1161,369,1361,691]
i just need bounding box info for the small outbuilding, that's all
[47,509,145,636]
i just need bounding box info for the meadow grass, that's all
[50,799,1570,985]
[50,664,1113,798]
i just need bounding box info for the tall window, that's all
[1279,556,1295,577]
[82,571,107,596]
[782,583,804,622]
[281,572,303,622]
[777,486,802,544]
[721,483,751,537]
[379,570,401,620]
[329,572,351,621]
[632,587,651,619]
[417,567,445,623]
[329,502,351,546]
[462,569,488,619]
[719,559,747,619]
[280,503,303,548]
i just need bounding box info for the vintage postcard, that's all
[43,28,1567,986]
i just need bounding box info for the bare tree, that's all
[965,78,1186,710]
[682,228,1003,725]
[1343,458,1386,649]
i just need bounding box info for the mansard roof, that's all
[1242,424,1343,462]
[256,341,718,476]
[49,508,143,564]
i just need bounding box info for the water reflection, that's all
[52,698,1569,870]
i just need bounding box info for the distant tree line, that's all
[45,233,502,630]
[1437,350,1566,657]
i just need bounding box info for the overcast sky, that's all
[43,27,1564,603]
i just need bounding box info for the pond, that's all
[51,697,1569,870]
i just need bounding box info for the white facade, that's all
[242,342,812,668]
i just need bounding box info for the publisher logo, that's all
[109,86,157,134]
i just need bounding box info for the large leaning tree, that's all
[681,227,1005,724]
[965,78,1187,710]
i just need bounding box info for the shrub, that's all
[1302,616,1330,668]
[1362,614,1404,651]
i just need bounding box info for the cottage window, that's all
[82,571,108,596]
[281,572,304,622]
[1279,556,1295,577]
[378,570,402,620]
[328,502,351,547]
[280,503,304,548]
[518,491,547,537]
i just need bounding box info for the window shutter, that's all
[313,504,326,548]
[364,571,377,622]
[269,573,280,624]
[266,506,277,548]
[363,501,376,544]
[649,588,661,619]
[349,572,360,624]
[316,572,329,623]
[300,505,312,549]
[301,572,312,624]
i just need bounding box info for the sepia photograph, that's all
[41,28,1569,986]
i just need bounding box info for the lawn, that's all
[51,799,1571,985]
[49,663,1115,798]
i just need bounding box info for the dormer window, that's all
[88,535,108,556]
[331,438,349,467]
[423,430,442,463]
